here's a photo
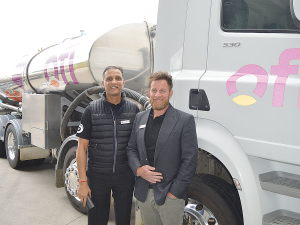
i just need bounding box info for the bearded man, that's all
[127,71,198,225]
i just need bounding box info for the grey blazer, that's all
[127,104,198,206]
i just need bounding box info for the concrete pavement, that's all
[0,157,136,225]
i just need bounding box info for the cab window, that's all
[222,0,300,32]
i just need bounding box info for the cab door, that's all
[200,0,300,164]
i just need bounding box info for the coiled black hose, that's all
[123,88,150,109]
[60,86,104,141]
[73,90,92,104]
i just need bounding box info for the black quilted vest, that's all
[87,92,139,174]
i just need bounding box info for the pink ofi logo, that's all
[226,48,300,107]
[44,42,80,86]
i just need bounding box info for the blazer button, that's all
[146,159,147,160]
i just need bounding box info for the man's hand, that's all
[77,182,92,207]
[167,192,177,199]
[136,165,163,183]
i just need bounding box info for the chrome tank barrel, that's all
[0,23,154,103]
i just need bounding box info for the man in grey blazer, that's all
[127,71,198,224]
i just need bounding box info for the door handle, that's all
[189,89,210,111]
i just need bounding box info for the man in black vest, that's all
[76,66,140,225]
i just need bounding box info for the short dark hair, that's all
[102,66,123,79]
[148,71,173,90]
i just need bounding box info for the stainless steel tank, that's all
[0,22,154,103]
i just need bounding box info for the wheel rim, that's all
[64,159,81,201]
[7,132,16,160]
[184,199,218,225]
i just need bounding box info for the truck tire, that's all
[0,141,6,158]
[63,146,87,214]
[5,125,22,168]
[184,174,243,225]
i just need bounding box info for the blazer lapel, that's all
[137,110,150,161]
[154,105,179,164]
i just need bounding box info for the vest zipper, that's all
[109,105,124,173]
[113,119,117,173]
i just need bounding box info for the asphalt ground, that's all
[0,157,136,225]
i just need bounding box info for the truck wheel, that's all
[63,146,87,214]
[0,141,6,158]
[184,174,243,225]
[5,125,22,168]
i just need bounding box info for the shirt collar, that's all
[149,108,167,121]
[102,91,126,106]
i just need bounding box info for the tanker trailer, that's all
[0,22,154,213]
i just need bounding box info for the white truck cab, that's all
[154,0,300,224]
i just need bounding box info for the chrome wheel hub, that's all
[183,199,218,225]
[64,159,80,201]
[7,132,16,160]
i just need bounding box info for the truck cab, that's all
[155,0,300,224]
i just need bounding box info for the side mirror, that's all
[291,0,300,28]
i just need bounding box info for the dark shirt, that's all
[107,101,122,118]
[76,106,92,140]
[144,109,166,167]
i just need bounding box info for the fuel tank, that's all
[1,22,154,102]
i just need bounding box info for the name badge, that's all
[139,124,146,129]
[121,120,130,125]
